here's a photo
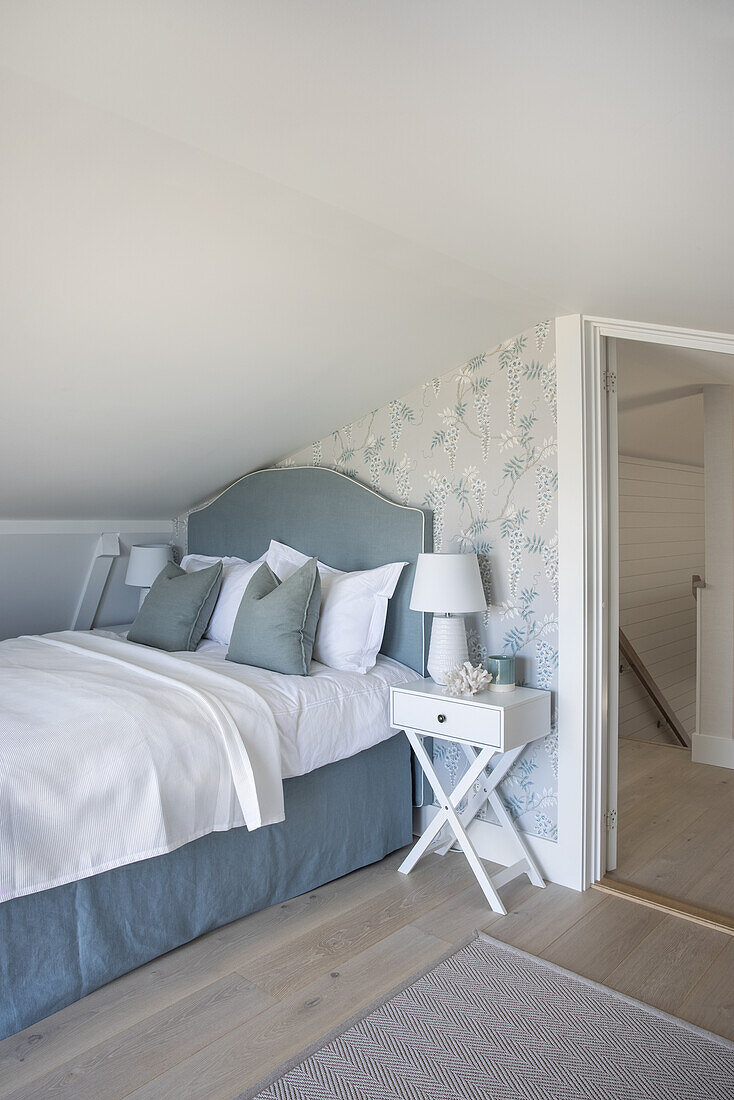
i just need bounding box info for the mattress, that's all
[178,640,420,778]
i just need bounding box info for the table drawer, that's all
[392,691,502,747]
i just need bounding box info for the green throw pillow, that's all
[227,559,321,675]
[128,561,223,652]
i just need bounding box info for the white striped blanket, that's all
[0,631,283,903]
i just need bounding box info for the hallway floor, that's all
[606,738,734,919]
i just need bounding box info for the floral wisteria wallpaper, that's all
[281,321,559,841]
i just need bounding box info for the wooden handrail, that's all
[619,629,690,748]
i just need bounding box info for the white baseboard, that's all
[692,732,734,770]
[413,805,580,891]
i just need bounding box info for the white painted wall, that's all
[0,522,173,641]
[617,457,704,744]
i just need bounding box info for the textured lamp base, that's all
[427,615,469,685]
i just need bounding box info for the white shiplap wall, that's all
[619,457,705,744]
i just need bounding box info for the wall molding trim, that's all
[585,316,734,355]
[555,314,588,891]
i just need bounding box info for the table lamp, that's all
[410,552,488,684]
[125,544,173,608]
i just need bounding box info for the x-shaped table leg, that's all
[434,743,522,856]
[398,731,507,913]
[436,742,545,889]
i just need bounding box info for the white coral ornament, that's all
[444,661,493,697]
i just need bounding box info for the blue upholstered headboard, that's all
[187,466,432,674]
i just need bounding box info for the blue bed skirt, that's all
[0,732,413,1040]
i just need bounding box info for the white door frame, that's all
[604,339,619,871]
[556,314,734,890]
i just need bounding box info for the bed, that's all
[0,466,431,1040]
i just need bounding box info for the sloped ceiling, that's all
[1,1,732,517]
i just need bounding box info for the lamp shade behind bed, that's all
[125,543,173,608]
[125,544,173,588]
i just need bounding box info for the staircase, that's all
[619,629,690,748]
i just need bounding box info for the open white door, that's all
[604,339,619,871]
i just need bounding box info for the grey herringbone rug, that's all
[241,932,734,1099]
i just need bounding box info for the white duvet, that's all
[179,640,419,778]
[0,631,284,903]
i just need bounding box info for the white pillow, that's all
[180,553,264,646]
[265,540,407,673]
[180,554,247,571]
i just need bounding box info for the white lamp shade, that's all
[125,544,172,588]
[410,552,487,614]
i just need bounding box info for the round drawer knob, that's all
[437,713,447,723]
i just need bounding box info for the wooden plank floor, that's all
[606,738,734,917]
[2,846,734,1099]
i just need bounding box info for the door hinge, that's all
[604,809,617,830]
[604,370,617,393]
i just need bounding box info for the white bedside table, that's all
[390,678,551,914]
